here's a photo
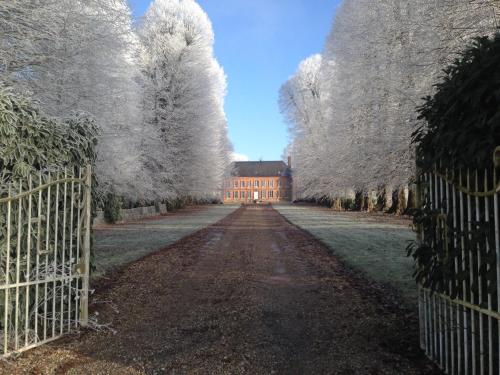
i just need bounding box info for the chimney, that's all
[287,156,291,168]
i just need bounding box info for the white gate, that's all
[0,166,91,357]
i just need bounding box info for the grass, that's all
[92,205,237,280]
[275,205,417,306]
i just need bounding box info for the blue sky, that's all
[129,0,341,161]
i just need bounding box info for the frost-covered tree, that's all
[139,0,230,201]
[0,0,231,204]
[282,0,498,209]
[0,0,146,200]
[279,55,333,198]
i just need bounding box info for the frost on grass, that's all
[276,205,416,305]
[92,206,237,280]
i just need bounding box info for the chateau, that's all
[223,159,292,203]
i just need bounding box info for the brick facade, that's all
[223,161,292,203]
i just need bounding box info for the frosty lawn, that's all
[92,205,237,280]
[275,205,417,305]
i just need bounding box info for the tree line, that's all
[0,0,231,207]
[280,0,499,212]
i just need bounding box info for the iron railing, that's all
[417,148,500,374]
[0,166,91,357]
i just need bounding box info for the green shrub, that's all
[0,86,100,273]
[414,33,500,172]
[103,192,122,224]
[166,198,185,212]
[409,34,500,294]
[0,86,99,184]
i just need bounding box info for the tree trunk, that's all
[396,187,407,215]
[376,186,385,211]
[332,197,342,211]
[387,189,398,214]
[384,185,393,211]
[363,192,374,212]
[377,186,393,212]
[406,186,416,212]
[354,191,363,211]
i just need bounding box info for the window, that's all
[234,191,238,199]
[241,191,245,199]
[262,190,266,199]
[270,180,274,187]
[234,180,238,188]
[278,179,281,187]
[241,181,245,188]
[254,180,259,187]
[226,191,230,198]
[269,190,274,198]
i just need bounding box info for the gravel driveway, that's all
[0,206,439,374]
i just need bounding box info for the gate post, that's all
[80,165,92,326]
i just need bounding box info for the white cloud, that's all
[231,152,250,162]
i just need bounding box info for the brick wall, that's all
[223,176,292,203]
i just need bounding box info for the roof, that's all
[230,161,291,177]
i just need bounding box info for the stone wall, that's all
[94,204,167,226]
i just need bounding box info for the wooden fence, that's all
[417,148,500,374]
[0,166,91,357]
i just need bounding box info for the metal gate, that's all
[0,166,91,357]
[416,148,500,374]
